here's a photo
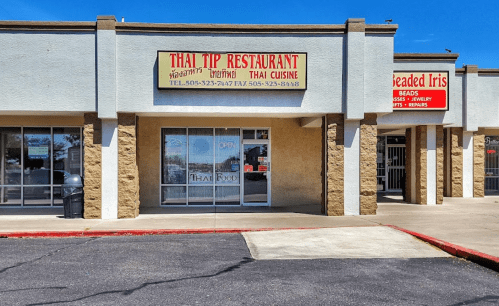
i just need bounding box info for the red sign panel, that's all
[244,165,253,172]
[487,150,496,154]
[393,72,449,111]
[258,165,268,172]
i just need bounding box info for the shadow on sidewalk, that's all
[377,192,417,205]
[139,204,323,216]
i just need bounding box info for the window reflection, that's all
[243,144,268,203]
[53,128,81,185]
[243,130,255,139]
[215,128,240,185]
[0,127,82,206]
[23,128,51,185]
[23,186,51,206]
[1,128,21,185]
[215,186,239,205]
[256,129,269,139]
[162,186,187,205]
[161,127,244,206]
[188,186,213,205]
[162,128,187,184]
[2,187,21,206]
[188,128,213,185]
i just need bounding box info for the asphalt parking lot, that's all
[0,234,498,306]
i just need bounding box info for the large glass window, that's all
[161,128,241,206]
[0,127,82,207]
[188,128,214,185]
[162,128,187,185]
[1,128,22,205]
[53,128,82,206]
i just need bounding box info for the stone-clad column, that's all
[450,127,463,197]
[405,128,412,203]
[118,113,140,218]
[415,126,427,204]
[83,113,102,219]
[359,114,377,215]
[326,114,344,216]
[474,129,485,197]
[443,128,449,197]
[436,125,444,204]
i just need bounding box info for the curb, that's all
[386,225,499,272]
[0,227,320,239]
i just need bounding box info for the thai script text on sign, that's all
[158,52,307,90]
[393,72,448,110]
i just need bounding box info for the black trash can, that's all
[62,174,84,219]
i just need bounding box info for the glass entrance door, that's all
[243,143,270,205]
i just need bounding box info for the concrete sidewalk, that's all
[0,196,498,260]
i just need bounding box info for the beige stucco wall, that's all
[482,129,499,136]
[137,117,322,208]
[0,115,84,126]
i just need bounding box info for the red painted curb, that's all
[0,227,321,239]
[386,224,499,271]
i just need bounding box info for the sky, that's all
[0,0,497,68]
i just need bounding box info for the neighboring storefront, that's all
[0,127,82,206]
[0,16,498,219]
[485,136,499,194]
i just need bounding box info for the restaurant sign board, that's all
[158,51,307,90]
[393,71,449,110]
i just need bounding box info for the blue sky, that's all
[1,0,497,68]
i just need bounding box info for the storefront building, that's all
[0,16,498,219]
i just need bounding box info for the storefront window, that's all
[161,128,241,206]
[215,128,240,184]
[162,128,187,184]
[53,128,81,205]
[189,128,213,185]
[23,128,51,186]
[0,127,82,206]
[485,136,499,194]
[1,128,22,205]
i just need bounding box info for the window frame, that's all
[0,126,83,207]
[159,127,271,207]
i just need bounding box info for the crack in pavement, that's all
[0,286,67,293]
[447,295,499,306]
[26,256,255,306]
[0,238,98,275]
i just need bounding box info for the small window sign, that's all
[28,146,49,159]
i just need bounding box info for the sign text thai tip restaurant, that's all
[158,51,307,90]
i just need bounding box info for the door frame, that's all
[241,130,271,206]
[385,144,405,192]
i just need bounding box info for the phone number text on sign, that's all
[158,51,307,90]
[169,80,302,88]
[392,72,449,110]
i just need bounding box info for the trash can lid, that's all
[63,174,83,187]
